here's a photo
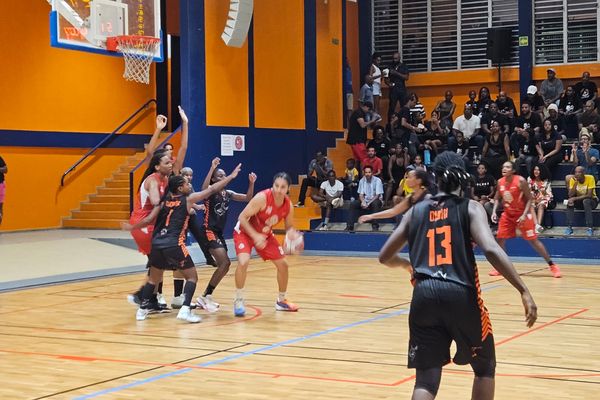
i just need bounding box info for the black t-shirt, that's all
[367,138,391,159]
[558,95,581,113]
[389,62,409,90]
[496,97,517,117]
[549,114,566,133]
[520,134,539,156]
[524,94,545,110]
[481,113,507,130]
[478,98,493,116]
[347,109,368,145]
[203,190,233,232]
[515,112,543,134]
[408,195,477,288]
[455,140,470,156]
[152,193,190,249]
[538,131,560,155]
[0,155,5,184]
[473,174,496,197]
[574,81,598,103]
[485,132,508,157]
[465,100,479,116]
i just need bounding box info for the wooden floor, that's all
[1,255,599,399]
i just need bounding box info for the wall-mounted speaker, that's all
[486,27,512,64]
[221,0,254,48]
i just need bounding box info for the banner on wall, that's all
[221,134,245,156]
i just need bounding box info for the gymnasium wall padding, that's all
[204,0,249,127]
[253,0,305,129]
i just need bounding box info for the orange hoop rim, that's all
[106,35,161,52]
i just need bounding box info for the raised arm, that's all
[187,163,241,204]
[145,115,167,158]
[202,157,221,190]
[173,106,189,174]
[231,172,257,202]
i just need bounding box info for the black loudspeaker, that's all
[486,27,512,63]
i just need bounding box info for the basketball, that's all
[283,230,304,255]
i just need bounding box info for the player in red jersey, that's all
[232,172,300,316]
[489,161,561,278]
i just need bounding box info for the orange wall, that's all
[0,148,136,231]
[0,0,156,133]
[316,0,343,131]
[253,0,305,129]
[204,0,249,127]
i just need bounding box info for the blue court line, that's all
[73,308,410,399]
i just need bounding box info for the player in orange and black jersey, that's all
[129,164,241,323]
[379,152,537,400]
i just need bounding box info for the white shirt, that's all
[320,179,344,197]
[358,176,384,204]
[453,114,481,140]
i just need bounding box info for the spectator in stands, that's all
[558,85,582,138]
[572,129,599,180]
[312,170,344,231]
[359,74,374,109]
[385,143,409,206]
[496,91,518,122]
[370,53,383,113]
[573,71,597,106]
[407,154,426,172]
[393,93,420,158]
[528,164,554,233]
[471,162,496,223]
[482,120,510,179]
[465,90,480,116]
[537,119,564,176]
[449,104,483,153]
[564,166,598,236]
[540,68,564,106]
[343,158,359,200]
[525,85,545,116]
[296,151,333,207]
[478,86,493,117]
[367,125,391,172]
[481,102,509,136]
[547,104,567,139]
[344,57,353,124]
[347,101,381,163]
[363,146,383,178]
[452,130,471,165]
[578,100,600,141]
[346,165,384,232]
[434,90,456,130]
[514,101,543,139]
[387,51,409,119]
[410,93,426,119]
[424,110,447,155]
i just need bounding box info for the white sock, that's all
[235,288,244,300]
[278,292,286,302]
[324,217,329,224]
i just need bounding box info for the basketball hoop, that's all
[106,35,160,84]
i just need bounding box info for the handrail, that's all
[60,99,157,186]
[128,126,181,212]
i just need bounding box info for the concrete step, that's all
[89,194,129,203]
[79,202,130,211]
[71,210,130,220]
[97,187,129,196]
[104,179,129,188]
[62,218,123,229]
[112,172,130,180]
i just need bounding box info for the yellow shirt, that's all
[400,178,414,196]
[344,167,359,181]
[568,175,597,198]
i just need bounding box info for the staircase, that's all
[62,151,146,229]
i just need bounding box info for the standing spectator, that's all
[540,68,564,106]
[410,93,426,118]
[346,165,384,231]
[296,151,333,207]
[537,119,564,175]
[347,101,380,163]
[343,158,359,200]
[343,57,353,124]
[573,71,597,106]
[434,90,456,130]
[471,162,496,222]
[465,90,480,116]
[0,153,6,226]
[393,94,420,158]
[477,86,493,117]
[481,102,509,135]
[312,170,344,230]
[359,74,374,107]
[564,166,598,236]
[386,52,409,119]
[558,85,583,138]
[385,144,409,206]
[524,85,545,116]
[578,100,600,141]
[546,104,567,139]
[370,53,383,113]
[449,104,483,153]
[528,164,554,233]
[572,130,599,180]
[362,146,384,178]
[482,120,510,179]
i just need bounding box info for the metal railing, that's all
[60,99,157,186]
[128,126,181,212]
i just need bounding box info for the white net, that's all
[115,36,160,84]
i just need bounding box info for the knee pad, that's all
[414,367,442,397]
[472,356,496,378]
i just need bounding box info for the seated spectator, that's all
[578,100,600,143]
[564,166,598,236]
[367,126,391,179]
[547,104,567,139]
[540,68,564,107]
[496,91,518,123]
[407,154,426,172]
[452,130,471,165]
[477,86,493,117]
[482,120,510,179]
[471,162,496,222]
[449,104,483,153]
[423,110,447,155]
[572,129,599,180]
[573,71,597,106]
[359,74,374,108]
[513,101,543,151]
[342,158,359,200]
[537,119,563,175]
[347,101,381,164]
[524,85,545,116]
[296,151,332,207]
[312,170,344,230]
[558,85,582,138]
[346,165,384,231]
[434,90,456,130]
[410,93,426,118]
[481,102,509,135]
[528,164,554,233]
[465,90,480,116]
[362,146,383,178]
[385,144,409,206]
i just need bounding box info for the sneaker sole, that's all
[275,305,299,312]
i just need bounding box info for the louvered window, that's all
[567,0,598,62]
[534,0,564,64]
[401,0,428,72]
[460,0,489,69]
[372,0,400,65]
[431,0,458,70]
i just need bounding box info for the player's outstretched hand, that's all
[121,221,133,231]
[249,172,257,183]
[521,291,537,328]
[211,157,220,169]
[358,215,372,223]
[156,115,167,130]
[178,106,188,124]
[229,163,242,178]
[491,213,498,224]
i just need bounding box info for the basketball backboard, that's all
[50,0,163,61]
